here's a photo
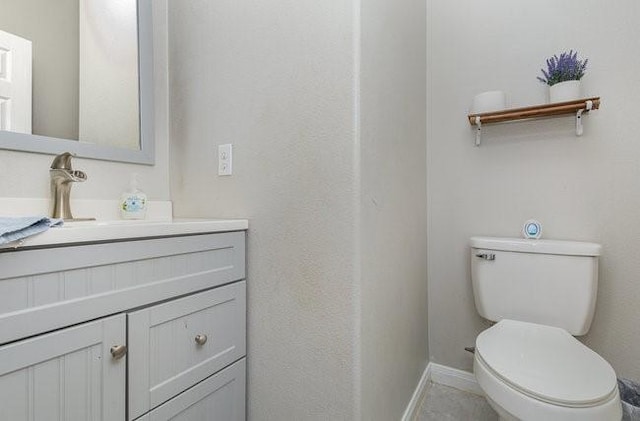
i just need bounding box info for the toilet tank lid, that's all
[470,237,601,256]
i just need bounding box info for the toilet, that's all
[470,236,622,421]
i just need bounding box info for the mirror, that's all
[0,0,154,165]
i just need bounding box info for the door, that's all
[0,314,126,421]
[0,29,32,134]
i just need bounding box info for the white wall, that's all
[0,0,170,201]
[427,0,640,381]
[169,0,428,419]
[168,1,359,418]
[360,0,428,418]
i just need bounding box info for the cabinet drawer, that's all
[135,358,246,421]
[128,281,246,419]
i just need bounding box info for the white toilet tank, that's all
[470,237,602,335]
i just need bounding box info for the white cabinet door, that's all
[136,358,246,421]
[0,314,126,421]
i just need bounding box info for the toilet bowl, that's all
[474,320,622,421]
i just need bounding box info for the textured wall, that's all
[0,0,170,201]
[360,0,428,418]
[168,1,359,419]
[427,0,640,381]
[169,0,429,418]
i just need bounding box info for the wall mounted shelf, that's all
[468,97,600,146]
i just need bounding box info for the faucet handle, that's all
[50,152,75,170]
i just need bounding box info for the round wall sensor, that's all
[523,220,542,239]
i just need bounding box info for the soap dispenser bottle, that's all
[120,173,147,220]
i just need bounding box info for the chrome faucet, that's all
[50,152,88,220]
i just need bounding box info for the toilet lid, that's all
[476,320,617,406]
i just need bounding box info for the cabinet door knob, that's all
[110,345,127,360]
[195,334,208,346]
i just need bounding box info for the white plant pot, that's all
[549,80,582,103]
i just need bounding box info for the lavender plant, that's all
[537,50,588,86]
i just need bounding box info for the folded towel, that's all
[0,217,64,245]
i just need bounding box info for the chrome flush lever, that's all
[475,253,495,261]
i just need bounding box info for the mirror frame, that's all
[0,0,154,165]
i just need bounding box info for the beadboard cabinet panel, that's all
[135,358,246,421]
[0,314,126,421]
[128,281,246,420]
[0,232,245,345]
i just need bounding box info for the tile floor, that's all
[417,382,498,421]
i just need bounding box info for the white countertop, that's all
[1,218,248,250]
[0,198,247,250]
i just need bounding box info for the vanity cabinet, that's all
[0,230,247,421]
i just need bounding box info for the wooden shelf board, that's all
[468,97,600,126]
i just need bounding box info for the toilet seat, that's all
[476,320,618,407]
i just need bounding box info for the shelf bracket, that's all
[576,100,593,137]
[475,116,482,146]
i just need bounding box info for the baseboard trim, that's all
[401,362,485,420]
[401,363,432,421]
[429,363,484,396]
